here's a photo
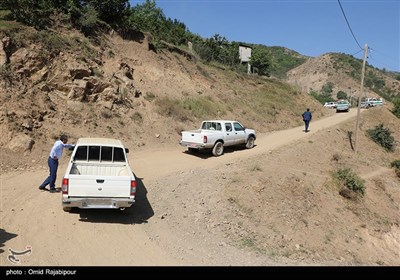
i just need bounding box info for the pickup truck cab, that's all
[180,120,256,156]
[336,100,350,113]
[61,138,136,212]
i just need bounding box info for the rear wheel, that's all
[212,142,224,156]
[245,136,255,149]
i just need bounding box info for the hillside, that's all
[286,52,400,101]
[1,22,400,266]
[148,106,400,265]
[0,25,330,171]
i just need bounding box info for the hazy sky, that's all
[130,0,400,72]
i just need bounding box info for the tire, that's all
[245,136,255,149]
[63,207,72,212]
[212,141,224,156]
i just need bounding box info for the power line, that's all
[351,49,364,57]
[337,0,363,50]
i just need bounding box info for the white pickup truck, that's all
[180,120,256,156]
[61,138,136,212]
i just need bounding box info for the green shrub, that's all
[309,90,335,104]
[334,168,365,196]
[0,65,12,85]
[391,160,400,178]
[391,160,400,169]
[337,90,347,100]
[392,98,400,118]
[366,123,395,151]
[130,112,143,124]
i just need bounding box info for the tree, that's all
[86,0,130,27]
[321,82,334,96]
[79,5,99,36]
[128,0,165,36]
[2,0,55,29]
[163,18,187,46]
[250,46,271,76]
[337,90,347,100]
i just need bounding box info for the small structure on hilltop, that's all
[239,44,252,74]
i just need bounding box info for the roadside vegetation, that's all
[391,160,400,178]
[366,123,395,152]
[334,168,365,197]
[392,98,400,118]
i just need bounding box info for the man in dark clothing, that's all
[302,108,312,132]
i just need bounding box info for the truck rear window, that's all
[74,146,126,162]
[201,122,222,131]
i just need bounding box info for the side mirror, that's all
[68,146,75,151]
[125,148,129,154]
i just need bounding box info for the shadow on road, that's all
[73,175,154,224]
[182,145,257,158]
[0,228,18,254]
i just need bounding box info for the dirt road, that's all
[0,109,361,266]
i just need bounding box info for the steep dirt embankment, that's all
[0,29,332,175]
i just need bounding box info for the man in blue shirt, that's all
[39,134,74,193]
[302,108,312,133]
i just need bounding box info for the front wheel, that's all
[212,142,224,156]
[245,136,255,149]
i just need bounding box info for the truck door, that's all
[224,122,235,146]
[233,122,246,144]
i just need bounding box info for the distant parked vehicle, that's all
[180,120,256,156]
[324,101,337,109]
[360,101,371,109]
[365,97,384,107]
[336,100,350,113]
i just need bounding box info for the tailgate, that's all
[181,130,204,144]
[68,175,132,197]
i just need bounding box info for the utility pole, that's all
[354,43,368,154]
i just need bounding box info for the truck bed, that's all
[69,162,131,176]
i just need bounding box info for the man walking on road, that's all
[302,108,312,133]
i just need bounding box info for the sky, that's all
[129,0,400,72]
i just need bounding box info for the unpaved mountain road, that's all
[0,109,361,266]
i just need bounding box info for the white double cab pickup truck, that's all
[61,138,136,212]
[180,120,256,156]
